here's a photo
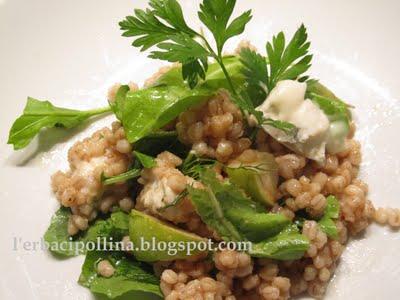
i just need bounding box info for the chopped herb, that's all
[180,152,217,180]
[102,169,141,185]
[157,189,188,212]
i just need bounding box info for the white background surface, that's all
[0,0,399,299]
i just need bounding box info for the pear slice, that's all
[129,210,207,262]
[227,150,278,207]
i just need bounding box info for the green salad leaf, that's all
[193,168,289,241]
[110,85,130,120]
[79,251,162,299]
[188,168,308,259]
[43,207,80,256]
[115,85,212,143]
[152,56,245,91]
[187,185,243,242]
[134,151,156,168]
[83,211,130,244]
[201,56,245,90]
[44,209,130,256]
[318,195,340,238]
[308,93,350,124]
[8,98,110,150]
[306,81,352,153]
[250,225,310,260]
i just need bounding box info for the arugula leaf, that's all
[134,151,156,168]
[8,98,110,150]
[250,225,310,260]
[83,211,130,244]
[318,195,340,239]
[114,85,212,143]
[266,24,312,91]
[198,0,252,54]
[308,92,350,124]
[188,169,307,259]
[306,78,351,123]
[79,251,162,299]
[306,81,352,153]
[196,168,289,242]
[187,185,243,242]
[43,207,80,257]
[44,209,131,256]
[150,56,245,91]
[102,168,141,185]
[202,56,245,90]
[110,85,130,120]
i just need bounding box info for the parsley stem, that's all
[216,56,239,97]
[196,32,240,97]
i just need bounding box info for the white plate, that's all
[0,0,399,299]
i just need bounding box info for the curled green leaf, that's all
[8,98,110,150]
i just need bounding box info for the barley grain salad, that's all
[7,1,400,299]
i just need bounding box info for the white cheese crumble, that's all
[257,80,331,163]
[135,151,196,223]
[139,177,178,212]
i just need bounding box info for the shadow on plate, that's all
[4,114,110,167]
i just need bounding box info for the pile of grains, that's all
[176,91,252,162]
[156,114,397,299]
[50,61,400,298]
[51,121,133,235]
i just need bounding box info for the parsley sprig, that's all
[120,0,251,90]
[120,0,256,115]
[239,24,312,100]
[120,1,311,134]
[239,24,312,133]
